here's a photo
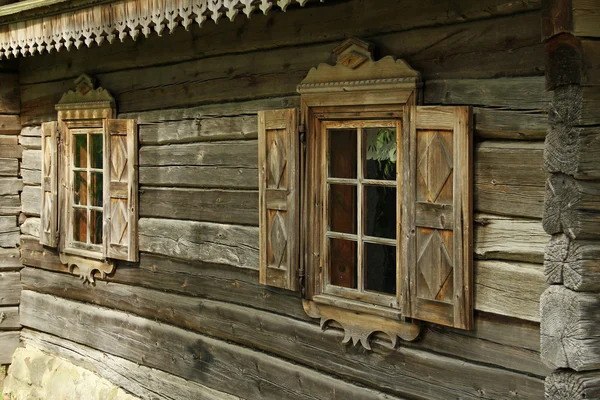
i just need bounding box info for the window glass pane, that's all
[90,173,103,207]
[329,238,357,289]
[73,208,87,243]
[329,184,356,234]
[365,186,396,239]
[73,134,87,168]
[73,172,88,206]
[90,210,103,245]
[90,134,103,169]
[365,127,396,180]
[364,243,396,295]
[328,129,357,179]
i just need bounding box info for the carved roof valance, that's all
[0,0,323,59]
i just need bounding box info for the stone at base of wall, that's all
[2,345,139,400]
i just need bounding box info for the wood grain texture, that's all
[19,287,545,399]
[21,185,40,216]
[19,134,41,149]
[474,214,548,263]
[0,195,20,216]
[544,234,600,291]
[0,271,21,305]
[0,330,18,364]
[545,370,600,399]
[0,73,20,115]
[541,285,600,371]
[551,85,600,126]
[20,217,40,238]
[545,124,600,180]
[21,329,243,400]
[0,248,20,270]
[475,261,545,322]
[543,173,600,239]
[0,305,19,330]
[140,187,258,226]
[0,177,22,195]
[140,140,257,167]
[473,108,547,140]
[139,218,258,270]
[0,158,18,176]
[0,115,21,135]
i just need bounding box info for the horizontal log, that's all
[545,370,600,400]
[140,187,258,226]
[0,194,21,215]
[0,115,21,135]
[551,85,600,126]
[545,233,600,291]
[20,217,40,238]
[474,214,547,263]
[18,0,542,84]
[18,134,41,149]
[572,0,600,37]
[0,143,22,158]
[0,330,18,364]
[139,166,258,189]
[541,285,600,371]
[139,218,258,269]
[0,73,19,115]
[0,157,18,176]
[0,305,19,330]
[20,126,40,137]
[543,174,600,239]
[473,108,547,140]
[21,185,40,216]
[21,330,242,400]
[140,140,257,167]
[139,115,258,145]
[21,168,40,185]
[425,76,551,110]
[475,260,546,322]
[0,177,22,195]
[0,271,21,305]
[0,247,20,270]
[0,135,17,145]
[545,124,600,179]
[475,141,545,218]
[20,289,544,399]
[21,149,41,171]
[19,290,408,400]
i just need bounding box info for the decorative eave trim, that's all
[297,77,422,94]
[0,0,323,59]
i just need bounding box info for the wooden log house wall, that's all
[0,0,597,398]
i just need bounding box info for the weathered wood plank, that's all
[139,166,258,189]
[140,187,258,226]
[0,247,20,270]
[19,290,408,400]
[545,370,600,399]
[0,158,18,176]
[0,177,22,195]
[20,289,544,399]
[474,108,547,140]
[545,125,600,180]
[20,126,41,137]
[573,0,600,37]
[425,76,551,110]
[140,141,257,168]
[0,305,19,330]
[475,141,546,218]
[139,116,259,145]
[474,214,548,263]
[22,329,242,400]
[0,194,20,215]
[0,271,20,305]
[0,72,19,115]
[475,261,546,322]
[541,285,600,371]
[0,330,18,364]
[21,185,40,216]
[0,115,21,135]
[551,85,600,126]
[545,234,600,291]
[139,218,258,269]
[21,149,41,171]
[0,135,17,145]
[18,134,41,149]
[18,0,542,85]
[20,217,40,238]
[543,174,600,239]
[0,143,22,158]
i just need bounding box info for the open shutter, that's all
[402,106,473,329]
[104,119,138,262]
[40,121,58,247]
[258,108,300,290]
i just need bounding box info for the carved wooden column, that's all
[540,1,600,398]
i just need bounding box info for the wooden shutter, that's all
[103,119,138,262]
[40,121,58,247]
[402,106,473,330]
[258,108,300,290]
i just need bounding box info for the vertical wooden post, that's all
[541,1,600,397]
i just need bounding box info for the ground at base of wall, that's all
[2,346,139,400]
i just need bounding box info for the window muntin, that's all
[67,127,104,255]
[321,119,401,308]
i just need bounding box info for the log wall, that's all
[14,0,552,398]
[540,0,600,398]
[0,65,21,367]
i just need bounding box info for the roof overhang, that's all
[0,0,323,58]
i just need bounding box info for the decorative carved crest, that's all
[59,253,114,284]
[297,37,421,94]
[303,300,421,350]
[56,74,115,111]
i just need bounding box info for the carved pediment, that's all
[56,74,115,111]
[297,37,421,94]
